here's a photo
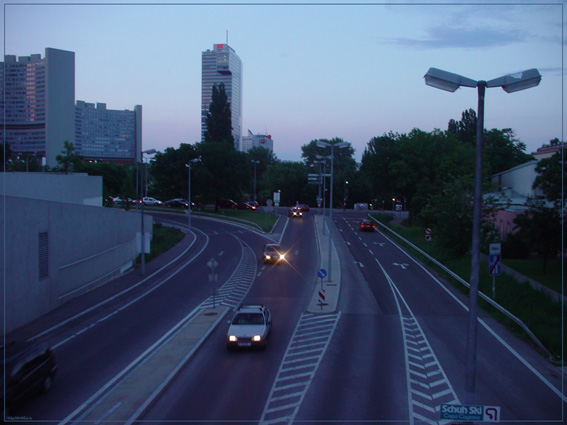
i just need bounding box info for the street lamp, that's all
[424,67,541,405]
[316,140,349,282]
[251,160,260,205]
[186,157,201,232]
[140,148,157,275]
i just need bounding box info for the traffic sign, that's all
[425,227,432,241]
[317,269,327,279]
[440,404,500,422]
[207,258,218,269]
[489,243,501,276]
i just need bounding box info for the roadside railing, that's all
[368,215,555,361]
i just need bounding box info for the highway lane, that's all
[13,215,252,422]
[325,214,565,423]
[141,213,320,423]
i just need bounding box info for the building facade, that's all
[0,48,75,168]
[75,101,142,162]
[201,43,242,150]
[241,130,274,153]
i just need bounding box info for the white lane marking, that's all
[375,257,459,425]
[379,230,567,404]
[259,312,341,425]
[34,227,209,347]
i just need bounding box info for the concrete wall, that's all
[0,196,152,334]
[0,172,102,206]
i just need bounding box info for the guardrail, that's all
[368,215,555,361]
[192,211,264,232]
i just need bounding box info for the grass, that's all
[135,223,185,265]
[370,213,566,362]
[194,207,279,232]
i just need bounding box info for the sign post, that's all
[317,269,327,309]
[489,243,501,300]
[207,258,219,308]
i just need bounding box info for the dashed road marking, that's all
[259,312,341,425]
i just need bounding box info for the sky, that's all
[2,1,564,163]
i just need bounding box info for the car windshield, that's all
[232,313,264,325]
[266,246,280,253]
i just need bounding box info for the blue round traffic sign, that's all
[318,269,327,278]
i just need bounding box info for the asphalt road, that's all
[8,209,566,424]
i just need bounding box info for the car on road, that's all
[288,207,303,218]
[262,243,286,264]
[218,199,237,209]
[297,204,310,212]
[360,219,375,232]
[143,197,162,206]
[164,198,189,208]
[1,341,57,416]
[226,305,272,349]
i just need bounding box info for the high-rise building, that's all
[241,130,274,153]
[201,43,242,150]
[75,101,142,163]
[0,48,75,168]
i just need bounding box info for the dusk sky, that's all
[2,1,563,162]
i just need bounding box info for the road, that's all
[9,209,566,424]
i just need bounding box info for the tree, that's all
[483,128,533,175]
[262,161,309,206]
[448,108,477,145]
[512,198,565,274]
[150,143,200,201]
[55,141,83,174]
[204,83,234,146]
[533,151,566,205]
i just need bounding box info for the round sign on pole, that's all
[425,227,432,241]
[318,269,327,279]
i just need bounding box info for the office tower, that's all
[241,130,274,153]
[75,101,142,163]
[201,43,242,150]
[0,48,75,168]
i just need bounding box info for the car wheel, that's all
[41,374,53,393]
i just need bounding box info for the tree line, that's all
[2,84,564,267]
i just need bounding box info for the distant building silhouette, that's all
[75,101,141,163]
[1,48,142,167]
[241,130,274,153]
[0,48,75,168]
[201,43,242,150]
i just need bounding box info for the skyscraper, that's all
[75,101,142,163]
[201,44,242,150]
[0,48,75,168]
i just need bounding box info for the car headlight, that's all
[265,255,271,259]
[229,335,237,342]
[279,254,285,260]
[253,335,262,342]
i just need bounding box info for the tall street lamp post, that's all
[316,155,330,234]
[186,158,201,232]
[424,67,541,404]
[251,160,260,205]
[316,140,349,282]
[140,148,157,275]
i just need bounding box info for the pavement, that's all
[55,211,342,424]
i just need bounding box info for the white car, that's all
[227,305,272,350]
[142,197,162,206]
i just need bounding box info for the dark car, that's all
[360,219,375,232]
[1,341,57,416]
[235,202,252,210]
[165,198,190,208]
[219,199,237,209]
[297,204,310,212]
[262,243,286,264]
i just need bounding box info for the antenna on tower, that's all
[226,29,229,44]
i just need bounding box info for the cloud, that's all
[390,25,525,49]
